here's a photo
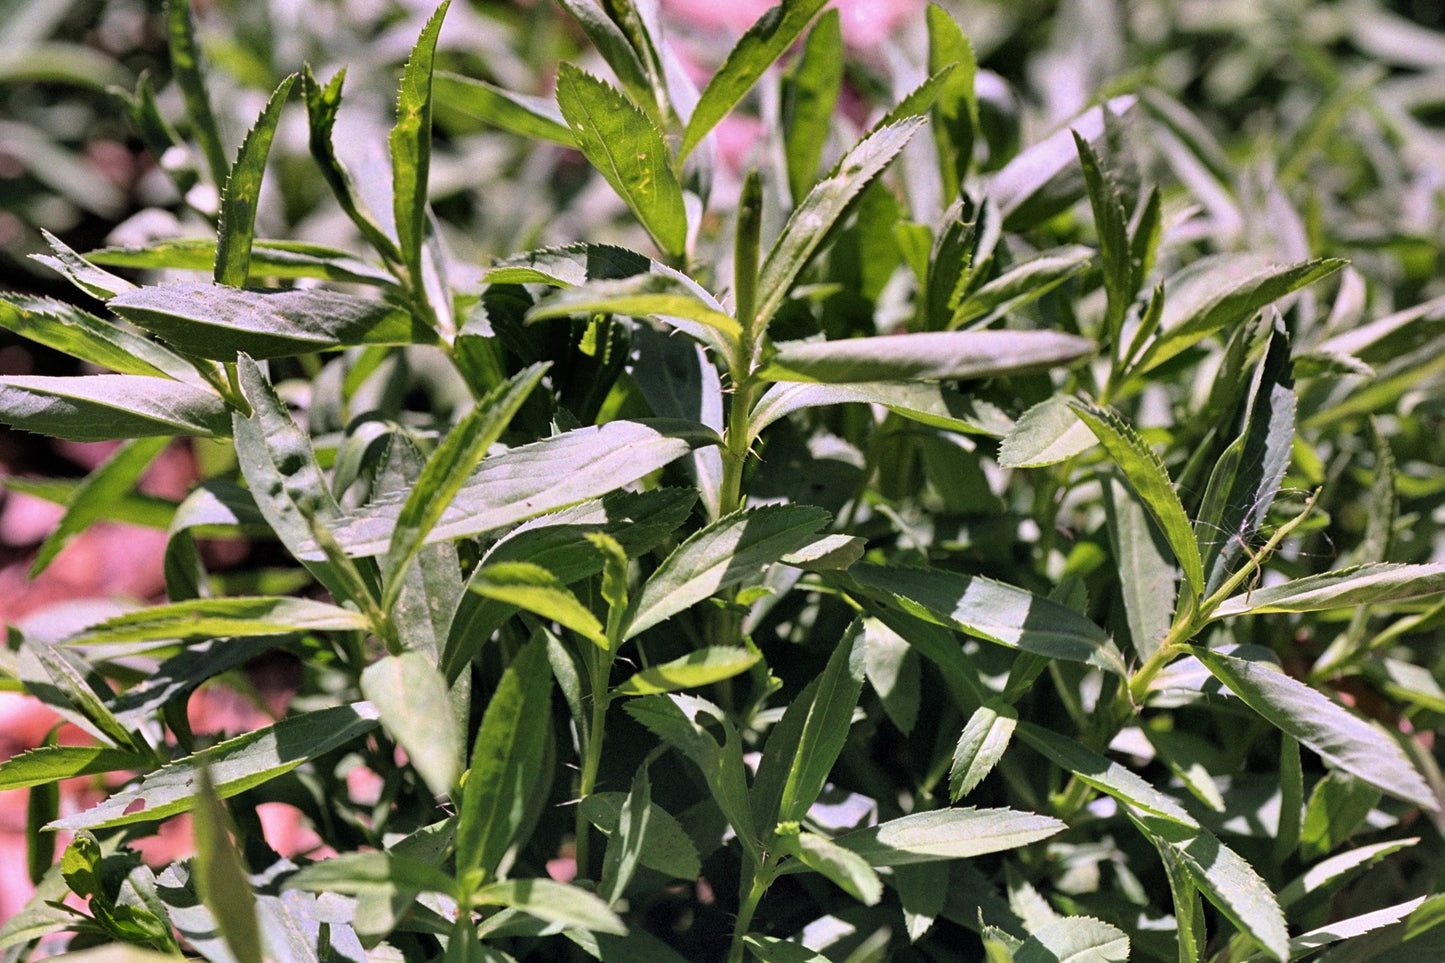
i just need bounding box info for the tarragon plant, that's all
[2,1,1443,961]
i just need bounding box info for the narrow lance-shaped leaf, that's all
[624,505,830,639]
[1074,133,1133,344]
[361,653,462,798]
[836,808,1064,867]
[579,792,701,881]
[751,381,1013,441]
[215,74,296,288]
[0,295,197,382]
[33,229,135,300]
[554,0,653,113]
[555,63,687,259]
[0,374,229,441]
[166,0,229,188]
[391,0,451,291]
[949,245,1094,330]
[286,851,456,897]
[87,237,396,287]
[782,9,842,204]
[192,764,263,963]
[51,703,380,830]
[782,828,883,906]
[0,745,152,791]
[679,0,827,163]
[1102,473,1175,659]
[950,701,1017,801]
[1214,562,1445,618]
[760,329,1095,384]
[843,562,1126,676]
[614,647,760,696]
[755,117,924,330]
[1015,722,1196,827]
[1191,647,1436,810]
[21,641,145,752]
[455,634,553,894]
[526,274,741,341]
[468,562,608,649]
[434,71,575,146]
[30,437,168,578]
[599,767,651,904]
[1014,917,1130,963]
[1069,400,1204,598]
[927,4,979,198]
[997,394,1097,469]
[382,362,547,607]
[65,596,369,644]
[472,878,625,935]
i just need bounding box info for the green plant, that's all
[3,1,1445,962]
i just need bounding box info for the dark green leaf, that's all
[391,1,451,292]
[1074,133,1133,343]
[950,246,1094,329]
[88,238,396,286]
[555,63,687,259]
[110,283,436,361]
[0,374,228,440]
[581,792,701,882]
[600,767,651,904]
[473,878,626,935]
[0,745,150,791]
[51,703,380,830]
[192,764,263,963]
[927,4,979,198]
[772,623,866,825]
[468,562,608,649]
[286,851,456,896]
[1015,722,1196,827]
[1102,473,1175,659]
[215,75,296,287]
[678,0,827,163]
[32,230,135,300]
[782,10,842,203]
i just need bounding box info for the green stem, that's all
[727,858,772,963]
[574,653,612,879]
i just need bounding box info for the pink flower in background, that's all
[660,0,923,48]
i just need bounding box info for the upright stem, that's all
[719,170,765,520]
[727,858,772,963]
[574,652,612,879]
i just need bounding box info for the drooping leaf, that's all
[362,653,462,798]
[87,237,396,286]
[782,10,843,203]
[836,807,1065,866]
[0,295,197,382]
[32,230,135,300]
[65,596,368,644]
[614,647,761,696]
[950,701,1018,801]
[473,878,626,935]
[0,745,151,791]
[110,283,436,360]
[22,639,145,752]
[468,562,608,649]
[678,0,828,163]
[391,0,451,293]
[750,381,1013,440]
[434,71,575,146]
[845,562,1126,676]
[1130,812,1289,963]
[760,330,1095,384]
[1070,400,1205,598]
[555,63,687,260]
[755,117,925,329]
[1013,916,1130,963]
[317,419,718,559]
[787,829,883,906]
[0,374,228,440]
[1015,722,1197,827]
[215,74,297,288]
[51,703,380,830]
[30,436,169,578]
[455,634,553,892]
[192,764,263,963]
[1191,647,1436,810]
[624,505,830,639]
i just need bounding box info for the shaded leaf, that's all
[750,381,1013,440]
[192,764,263,963]
[1015,722,1196,827]
[580,793,701,881]
[782,9,843,203]
[473,878,626,935]
[391,1,451,291]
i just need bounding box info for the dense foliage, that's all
[3,1,1445,961]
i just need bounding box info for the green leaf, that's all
[192,764,263,963]
[1069,401,1205,598]
[1300,772,1380,862]
[3,476,175,530]
[1136,254,1343,373]
[301,66,402,264]
[863,617,921,734]
[759,330,1095,384]
[32,230,136,300]
[0,745,150,791]
[554,0,653,115]
[1153,827,1205,963]
[29,436,168,578]
[599,767,650,904]
[215,75,296,288]
[1102,472,1175,659]
[745,936,830,963]
[434,71,575,146]
[1015,722,1197,827]
[927,4,979,198]
[949,246,1094,329]
[527,274,741,341]
[1130,812,1288,963]
[555,63,687,259]
[1013,916,1130,963]
[614,647,761,696]
[468,562,608,649]
[624,505,830,639]
[392,0,451,292]
[319,419,718,559]
[23,639,143,751]
[1212,563,1445,617]
[845,562,1126,676]
[789,830,883,906]
[1074,133,1133,344]
[286,851,456,896]
[997,395,1097,468]
[623,694,759,857]
[89,237,396,286]
[0,295,197,382]
[473,878,626,935]
[110,283,436,360]
[166,0,229,187]
[455,634,553,891]
[1190,647,1436,810]
[950,701,1018,801]
[580,792,701,881]
[755,117,924,329]
[1282,898,1429,959]
[750,381,1013,441]
[65,596,370,644]
[0,374,228,440]
[362,653,462,797]
[382,363,547,605]
[51,703,380,830]
[836,807,1064,866]
[678,0,828,163]
[782,9,842,203]
[1277,839,1417,910]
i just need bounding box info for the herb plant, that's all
[2,1,1444,962]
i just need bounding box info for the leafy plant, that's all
[2,1,1445,962]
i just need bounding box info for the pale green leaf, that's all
[759,330,1095,384]
[836,807,1064,866]
[0,745,150,791]
[1213,563,1445,617]
[750,381,1013,441]
[527,273,741,340]
[286,851,455,896]
[474,878,626,935]
[391,1,451,290]
[0,374,228,440]
[614,647,761,696]
[1013,916,1130,963]
[33,230,135,300]
[362,653,462,797]
[192,764,263,963]
[950,246,1094,329]
[950,701,1018,801]
[468,562,607,649]
[434,71,575,146]
[997,395,1097,468]
[793,830,882,906]
[215,75,297,288]
[89,238,396,286]
[0,295,197,382]
[65,596,369,644]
